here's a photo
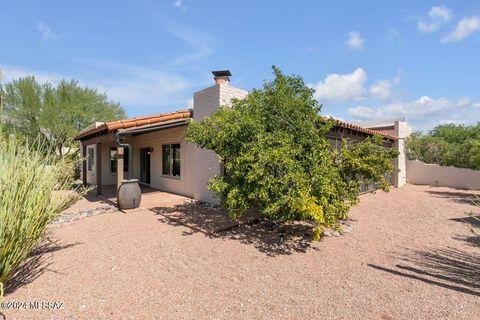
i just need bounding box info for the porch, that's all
[94,184,192,211]
[78,117,196,200]
[89,184,250,234]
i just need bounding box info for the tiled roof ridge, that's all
[74,109,192,140]
[320,116,397,140]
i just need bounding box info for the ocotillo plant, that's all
[0,134,82,297]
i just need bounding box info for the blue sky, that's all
[1,0,480,131]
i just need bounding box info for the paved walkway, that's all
[96,184,250,233]
[97,184,193,211]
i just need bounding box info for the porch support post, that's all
[392,121,410,188]
[117,146,124,190]
[96,142,102,195]
[82,143,87,186]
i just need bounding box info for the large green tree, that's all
[186,66,398,238]
[0,76,126,156]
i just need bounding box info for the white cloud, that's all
[346,106,377,119]
[387,27,404,44]
[159,18,214,66]
[0,63,193,111]
[429,6,453,21]
[2,17,215,114]
[311,68,400,102]
[36,22,58,42]
[345,31,365,51]
[473,103,480,109]
[91,65,191,108]
[417,21,440,33]
[174,0,187,10]
[457,97,472,107]
[441,16,480,43]
[349,96,457,118]
[306,46,320,54]
[348,96,477,131]
[312,68,367,101]
[417,6,452,33]
[369,77,401,101]
[1,65,65,84]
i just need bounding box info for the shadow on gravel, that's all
[451,214,480,247]
[426,190,477,205]
[4,234,79,295]
[450,215,480,228]
[216,220,316,256]
[454,234,480,248]
[152,202,243,235]
[152,203,317,256]
[369,248,480,297]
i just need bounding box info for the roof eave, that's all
[74,109,193,142]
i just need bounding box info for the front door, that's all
[86,145,96,184]
[140,148,151,184]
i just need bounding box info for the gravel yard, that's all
[2,184,479,319]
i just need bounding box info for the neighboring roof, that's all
[74,109,192,141]
[321,116,398,140]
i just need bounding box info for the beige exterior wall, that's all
[80,134,117,186]
[81,126,195,197]
[393,121,411,187]
[192,83,248,204]
[368,120,411,188]
[128,126,195,197]
[407,160,480,190]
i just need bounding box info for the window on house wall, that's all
[124,148,130,173]
[162,143,181,177]
[109,148,130,173]
[326,136,342,151]
[87,147,95,172]
[110,148,117,172]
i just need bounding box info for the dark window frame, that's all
[110,148,117,173]
[109,147,129,173]
[162,143,181,177]
[87,146,95,172]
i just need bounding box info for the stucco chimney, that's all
[192,70,248,204]
[212,70,231,85]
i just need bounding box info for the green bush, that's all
[406,123,480,170]
[0,133,82,297]
[186,66,398,239]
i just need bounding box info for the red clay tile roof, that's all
[74,108,396,141]
[74,109,193,141]
[321,116,398,140]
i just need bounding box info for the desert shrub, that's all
[406,123,480,170]
[0,133,82,297]
[186,66,398,239]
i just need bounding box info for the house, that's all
[74,70,407,204]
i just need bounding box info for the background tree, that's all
[0,76,126,156]
[406,123,480,170]
[186,66,398,238]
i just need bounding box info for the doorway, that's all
[140,148,151,184]
[86,145,96,184]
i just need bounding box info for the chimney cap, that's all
[212,70,232,77]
